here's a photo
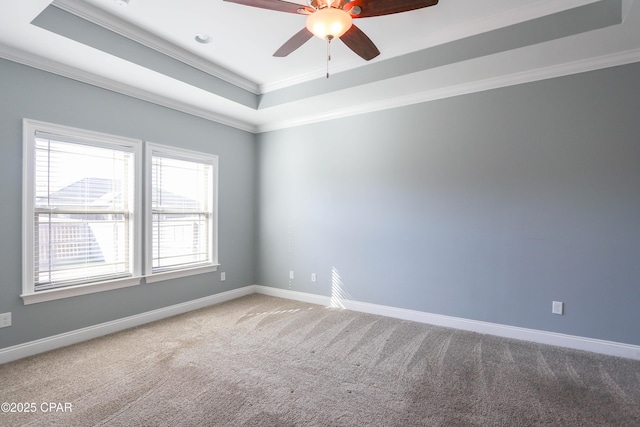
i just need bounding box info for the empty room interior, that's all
[1,0,639,425]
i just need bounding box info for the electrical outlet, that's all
[289,271,294,280]
[0,312,11,328]
[220,272,226,281]
[311,273,317,282]
[552,301,564,315]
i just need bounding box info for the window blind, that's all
[33,136,135,290]
[151,155,213,272]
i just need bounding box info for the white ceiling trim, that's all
[0,41,257,133]
[52,0,259,94]
[256,47,640,133]
[3,38,638,135]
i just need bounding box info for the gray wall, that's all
[257,62,640,346]
[2,56,639,351]
[0,59,257,348]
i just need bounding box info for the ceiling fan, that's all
[223,0,439,62]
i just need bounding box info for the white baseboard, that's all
[0,286,256,365]
[254,285,331,306]
[3,284,639,365]
[254,286,640,360]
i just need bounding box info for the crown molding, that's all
[256,47,640,133]
[52,0,260,95]
[0,42,258,133]
[5,41,637,135]
[4,37,638,135]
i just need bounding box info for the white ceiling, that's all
[1,0,639,132]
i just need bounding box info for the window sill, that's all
[20,265,220,305]
[21,276,142,305]
[144,264,219,284]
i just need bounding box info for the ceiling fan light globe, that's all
[306,8,353,39]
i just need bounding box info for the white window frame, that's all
[144,142,219,283]
[21,119,143,305]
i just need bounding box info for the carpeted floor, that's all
[1,294,639,426]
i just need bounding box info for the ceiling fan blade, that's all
[223,0,304,14]
[349,0,438,18]
[339,24,380,61]
[274,28,314,57]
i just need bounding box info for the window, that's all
[22,120,142,303]
[145,143,218,282]
[22,120,218,304]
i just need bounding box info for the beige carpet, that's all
[1,294,639,426]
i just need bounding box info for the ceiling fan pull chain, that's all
[326,35,333,78]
